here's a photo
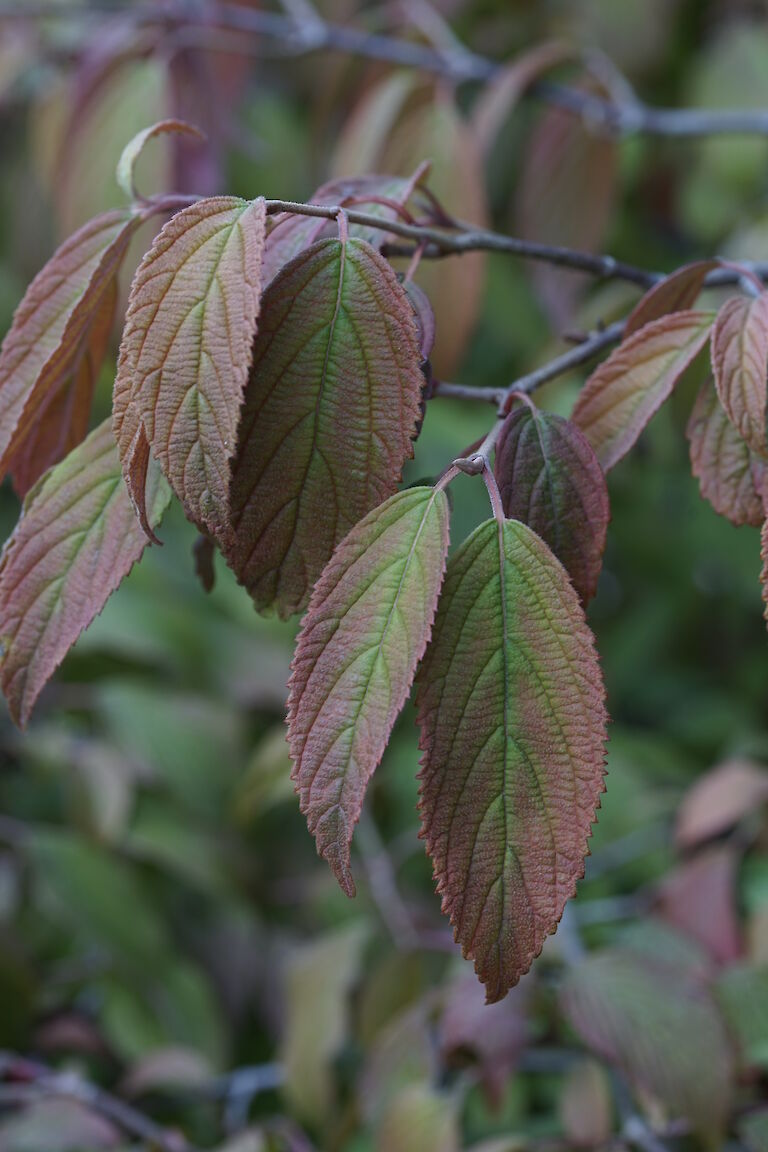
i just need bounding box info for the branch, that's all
[0,1053,196,1152]
[7,1,768,140]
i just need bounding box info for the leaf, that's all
[516,84,618,326]
[559,1060,613,1148]
[288,486,450,895]
[762,512,768,629]
[572,311,714,471]
[0,210,138,494]
[116,118,205,199]
[113,196,266,538]
[280,923,367,1126]
[375,1084,460,1152]
[625,260,718,337]
[263,171,426,287]
[561,948,735,1137]
[656,845,743,966]
[716,963,768,1071]
[687,377,766,526]
[5,278,117,497]
[494,402,609,603]
[711,293,768,455]
[416,518,607,1001]
[226,236,424,618]
[472,41,575,157]
[0,420,171,727]
[676,757,768,849]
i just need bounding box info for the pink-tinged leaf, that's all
[625,260,718,337]
[712,293,768,455]
[473,41,575,157]
[0,210,138,491]
[561,947,735,1138]
[263,171,426,287]
[0,419,171,727]
[687,378,766,527]
[116,118,205,200]
[676,757,768,849]
[516,87,617,326]
[416,518,607,1002]
[113,196,266,538]
[656,846,743,966]
[226,236,424,618]
[494,403,609,604]
[572,310,714,471]
[288,486,450,896]
[440,971,530,1107]
[5,278,117,497]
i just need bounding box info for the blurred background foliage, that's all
[0,0,767,1149]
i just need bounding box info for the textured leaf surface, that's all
[561,948,735,1136]
[687,378,766,526]
[494,404,609,603]
[263,172,424,286]
[0,420,170,727]
[0,210,137,490]
[227,236,423,618]
[573,311,714,470]
[114,196,266,537]
[416,518,607,1001]
[712,293,768,454]
[625,260,717,336]
[288,487,450,895]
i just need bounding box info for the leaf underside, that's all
[0,420,171,727]
[226,236,424,619]
[113,196,267,539]
[687,378,765,527]
[711,293,768,456]
[288,486,450,895]
[416,518,607,1002]
[494,405,609,604]
[624,260,717,337]
[0,210,138,493]
[573,310,714,471]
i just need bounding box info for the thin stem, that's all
[9,2,768,141]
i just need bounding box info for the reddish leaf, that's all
[116,118,205,199]
[473,41,575,157]
[687,377,766,527]
[288,486,449,895]
[572,311,714,470]
[263,172,425,287]
[712,293,768,455]
[416,518,607,1001]
[494,402,609,603]
[561,947,735,1137]
[226,236,423,618]
[0,210,138,493]
[5,278,117,497]
[625,260,718,337]
[676,757,768,849]
[516,87,618,326]
[0,420,171,727]
[656,846,743,966]
[113,196,266,538]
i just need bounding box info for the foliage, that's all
[0,1,766,1150]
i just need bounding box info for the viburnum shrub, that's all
[0,118,766,1003]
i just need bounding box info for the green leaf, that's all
[288,485,450,895]
[687,377,766,526]
[573,310,714,470]
[561,947,735,1137]
[416,518,607,1001]
[711,292,768,455]
[0,211,138,494]
[494,403,609,604]
[716,963,768,1071]
[116,118,205,200]
[113,196,266,538]
[0,420,171,726]
[226,236,424,618]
